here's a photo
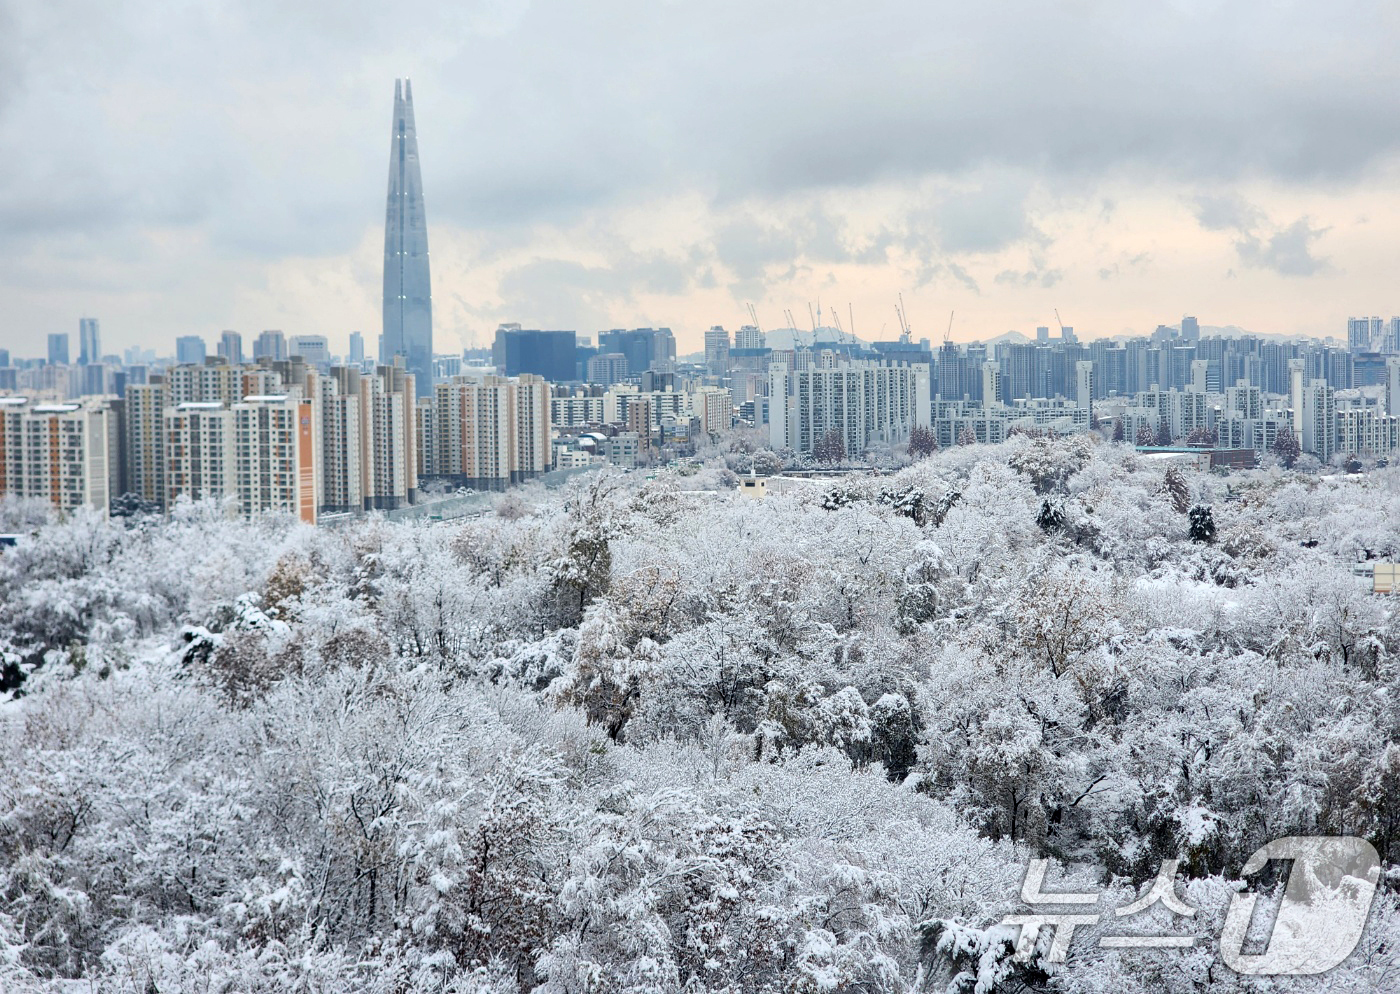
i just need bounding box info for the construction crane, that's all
[746,303,762,332]
[848,303,855,339]
[1054,308,1065,334]
[807,303,817,332]
[895,292,912,343]
[945,310,954,346]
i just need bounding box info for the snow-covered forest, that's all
[3,436,1400,993]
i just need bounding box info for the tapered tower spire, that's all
[382,78,432,392]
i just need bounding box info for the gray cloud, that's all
[994,267,1063,289]
[1192,193,1331,277]
[1235,218,1332,277]
[0,0,1395,349]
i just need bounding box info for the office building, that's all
[349,332,365,367]
[1180,316,1199,341]
[734,326,765,351]
[79,318,101,365]
[254,330,288,362]
[704,326,731,376]
[176,336,206,365]
[494,326,578,382]
[381,78,433,391]
[218,331,243,365]
[48,333,70,366]
[289,335,331,369]
[598,328,676,375]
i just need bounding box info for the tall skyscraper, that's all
[176,335,207,365]
[381,78,432,392]
[348,331,365,367]
[218,330,243,365]
[79,318,101,365]
[48,333,70,366]
[254,330,288,361]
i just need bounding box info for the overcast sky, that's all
[3,0,1400,357]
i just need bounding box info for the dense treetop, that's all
[2,436,1399,992]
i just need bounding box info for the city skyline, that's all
[4,4,1400,358]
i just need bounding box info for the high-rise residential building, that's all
[1180,316,1200,341]
[254,330,288,362]
[381,78,433,391]
[0,397,22,498]
[218,330,243,365]
[0,349,9,368]
[165,402,235,506]
[124,380,169,509]
[692,386,734,437]
[309,363,417,513]
[360,365,418,509]
[48,333,70,366]
[79,318,101,365]
[493,326,578,382]
[1348,316,1383,352]
[769,359,929,458]
[1290,359,1336,461]
[1388,357,1400,417]
[430,372,551,490]
[704,326,731,377]
[289,335,331,369]
[1382,318,1400,355]
[163,396,317,522]
[232,395,317,524]
[0,398,112,514]
[981,361,1003,409]
[176,336,206,365]
[349,331,365,367]
[313,367,365,513]
[1075,360,1095,411]
[167,362,280,408]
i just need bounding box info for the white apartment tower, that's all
[769,359,929,457]
[233,396,317,525]
[12,403,112,515]
[431,372,551,489]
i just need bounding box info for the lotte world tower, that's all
[381,79,432,391]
